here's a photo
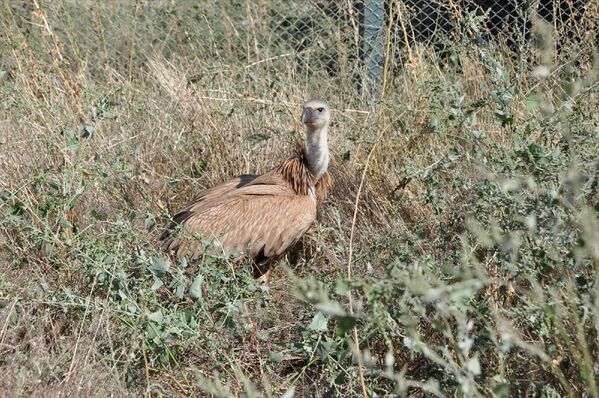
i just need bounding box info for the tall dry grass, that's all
[1,1,598,396]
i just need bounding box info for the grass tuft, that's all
[1,1,598,396]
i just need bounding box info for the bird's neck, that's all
[305,125,329,182]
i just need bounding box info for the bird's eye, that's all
[317,107,324,112]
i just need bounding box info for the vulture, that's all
[159,99,332,277]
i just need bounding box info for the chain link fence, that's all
[267,0,597,96]
[2,1,597,98]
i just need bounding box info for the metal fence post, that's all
[361,0,386,101]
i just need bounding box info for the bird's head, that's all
[302,99,330,131]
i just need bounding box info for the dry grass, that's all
[1,1,598,397]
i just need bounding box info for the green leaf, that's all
[308,311,328,332]
[149,257,170,275]
[336,315,358,335]
[58,218,73,229]
[173,280,185,299]
[147,310,163,324]
[472,130,486,140]
[178,257,188,268]
[91,209,107,221]
[315,301,346,317]
[67,134,80,150]
[316,338,334,359]
[67,186,85,210]
[188,274,204,299]
[149,257,170,291]
[269,351,284,363]
[334,279,348,295]
[526,93,539,110]
[9,202,24,216]
[48,178,61,190]
[466,356,481,375]
[494,109,514,126]
[447,148,459,161]
[151,277,164,291]
[81,124,94,138]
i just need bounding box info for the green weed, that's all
[1,1,597,396]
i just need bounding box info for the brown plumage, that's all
[160,99,332,277]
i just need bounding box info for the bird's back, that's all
[160,151,331,276]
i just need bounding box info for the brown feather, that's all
[277,145,332,204]
[160,146,332,277]
[158,174,257,240]
[315,169,332,205]
[276,146,313,196]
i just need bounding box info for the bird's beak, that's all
[302,108,313,124]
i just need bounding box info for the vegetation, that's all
[1,1,597,396]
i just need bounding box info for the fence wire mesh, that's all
[265,0,598,93]
[2,1,597,99]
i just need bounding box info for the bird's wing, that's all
[159,174,258,239]
[187,174,258,207]
[161,173,317,271]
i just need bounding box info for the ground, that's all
[0,2,598,397]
